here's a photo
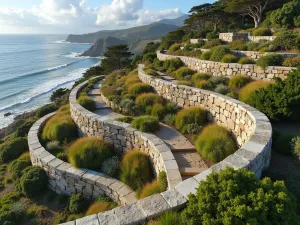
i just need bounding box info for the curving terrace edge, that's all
[157,51,294,80]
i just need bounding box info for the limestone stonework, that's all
[219,33,276,42]
[157,51,294,80]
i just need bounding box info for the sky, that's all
[0,0,214,34]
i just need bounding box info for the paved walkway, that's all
[87,81,209,180]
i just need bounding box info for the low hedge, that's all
[0,137,28,163]
[77,96,96,111]
[175,107,208,134]
[128,83,153,96]
[120,150,152,190]
[68,137,114,170]
[256,54,283,69]
[239,80,272,104]
[195,124,236,163]
[228,75,252,89]
[282,56,300,67]
[131,116,160,132]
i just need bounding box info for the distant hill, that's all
[67,15,187,57]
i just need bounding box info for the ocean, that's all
[0,34,100,129]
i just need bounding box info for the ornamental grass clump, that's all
[135,93,164,108]
[138,180,163,199]
[68,193,89,214]
[101,156,120,178]
[238,57,255,64]
[120,150,153,190]
[256,54,283,69]
[86,202,112,216]
[200,50,213,60]
[174,67,195,80]
[191,73,211,82]
[77,96,96,111]
[175,107,208,134]
[238,80,272,105]
[195,80,210,89]
[221,54,238,63]
[195,124,236,163]
[228,75,252,89]
[128,83,153,96]
[209,46,230,62]
[68,137,114,171]
[283,56,300,67]
[162,58,184,73]
[131,116,160,132]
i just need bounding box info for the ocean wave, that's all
[0,90,26,101]
[64,52,105,59]
[55,40,92,45]
[0,60,82,86]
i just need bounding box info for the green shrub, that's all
[162,58,184,73]
[0,210,16,225]
[238,57,255,64]
[157,211,180,225]
[174,67,195,80]
[203,39,222,49]
[46,140,65,156]
[151,104,169,120]
[246,42,260,51]
[207,76,228,87]
[20,166,48,197]
[221,54,238,63]
[69,193,89,214]
[9,159,31,180]
[35,104,58,118]
[14,119,36,138]
[175,107,207,134]
[226,91,238,99]
[250,69,300,121]
[180,167,299,225]
[42,113,77,143]
[77,96,96,111]
[283,56,300,67]
[144,68,159,77]
[123,77,140,89]
[239,80,272,105]
[228,75,252,89]
[214,84,230,95]
[273,31,300,51]
[135,93,164,108]
[101,156,120,178]
[256,54,283,69]
[209,46,230,62]
[168,44,181,53]
[142,52,157,64]
[86,202,112,216]
[196,124,236,163]
[116,116,134,123]
[291,137,300,160]
[139,180,162,199]
[191,73,211,82]
[163,114,176,127]
[272,130,294,155]
[0,137,28,163]
[228,40,247,50]
[68,137,114,170]
[128,83,153,96]
[131,116,160,132]
[158,171,168,191]
[177,80,192,86]
[120,150,152,190]
[253,28,272,36]
[200,51,212,60]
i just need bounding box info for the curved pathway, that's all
[88,81,209,179]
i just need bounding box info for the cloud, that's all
[0,0,184,33]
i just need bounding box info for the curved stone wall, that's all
[157,51,294,80]
[138,64,272,179]
[69,80,182,189]
[28,113,137,205]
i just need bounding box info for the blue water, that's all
[0,34,100,128]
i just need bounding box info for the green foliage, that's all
[228,75,252,89]
[14,119,36,138]
[273,31,300,51]
[150,103,176,120]
[131,116,160,132]
[174,67,195,80]
[206,76,229,88]
[200,50,213,60]
[163,114,176,127]
[135,93,164,108]
[120,150,152,190]
[68,193,89,214]
[250,69,300,121]
[214,84,230,95]
[226,91,238,99]
[158,211,180,225]
[283,56,300,67]
[9,159,31,180]
[228,40,247,50]
[268,0,300,28]
[291,136,300,160]
[116,116,134,123]
[68,137,114,170]
[101,156,120,178]
[203,39,222,49]
[162,58,184,73]
[256,54,283,69]
[139,180,162,199]
[50,88,69,102]
[177,80,192,86]
[158,171,168,191]
[191,73,211,82]
[20,166,48,197]
[46,140,65,156]
[128,83,153,96]
[0,137,28,163]
[86,202,112,215]
[239,80,272,105]
[175,107,207,134]
[77,96,96,111]
[35,104,58,118]
[195,124,236,163]
[180,167,299,225]
[221,54,238,63]
[168,44,181,53]
[252,28,272,36]
[209,46,230,62]
[238,57,255,64]
[195,80,210,89]
[272,130,294,155]
[142,52,157,64]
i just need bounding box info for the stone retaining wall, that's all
[248,36,276,42]
[28,113,137,205]
[138,64,272,178]
[69,80,182,189]
[157,51,294,80]
[219,33,276,42]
